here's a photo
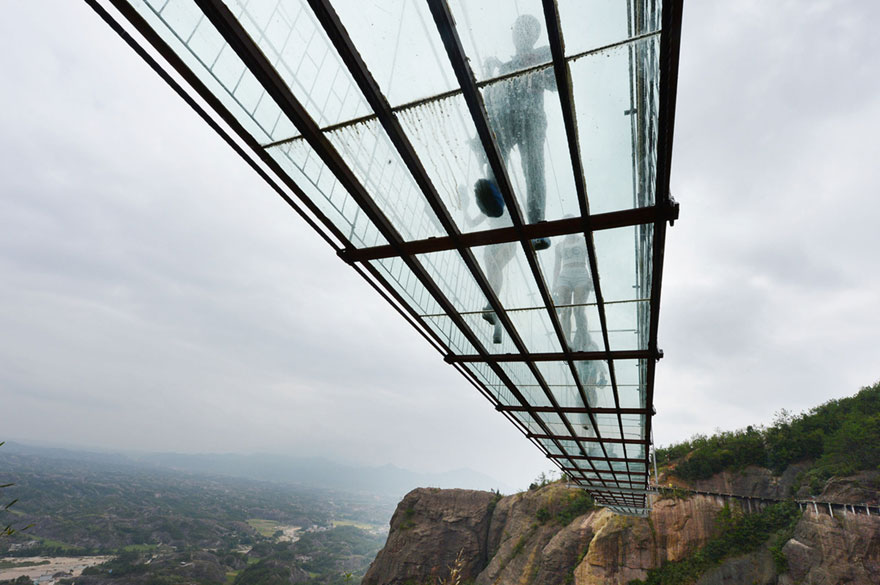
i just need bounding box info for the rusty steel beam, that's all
[338,205,676,263]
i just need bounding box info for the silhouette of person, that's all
[551,231,607,417]
[552,232,593,348]
[475,14,557,250]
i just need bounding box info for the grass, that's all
[34,537,78,551]
[246,519,281,538]
[121,544,159,553]
[0,560,50,570]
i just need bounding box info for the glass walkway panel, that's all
[86,0,683,516]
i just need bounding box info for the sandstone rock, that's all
[662,463,810,500]
[362,487,498,585]
[475,483,594,585]
[783,511,880,584]
[819,471,880,506]
[365,481,880,585]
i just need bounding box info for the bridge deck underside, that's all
[90,0,682,515]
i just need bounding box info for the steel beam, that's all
[338,204,677,263]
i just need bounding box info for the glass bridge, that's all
[86,0,683,516]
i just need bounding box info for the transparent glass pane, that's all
[612,359,641,387]
[472,242,546,310]
[594,225,640,303]
[135,0,290,143]
[551,385,583,409]
[323,119,446,241]
[423,315,474,356]
[397,94,515,235]
[266,142,386,248]
[332,0,460,107]
[606,300,645,351]
[575,358,611,394]
[506,308,562,353]
[538,411,570,437]
[619,384,646,410]
[591,459,611,472]
[513,411,542,435]
[465,363,514,406]
[570,35,659,213]
[557,0,637,57]
[557,439,579,453]
[499,362,544,394]
[223,0,372,130]
[449,0,554,82]
[538,438,562,456]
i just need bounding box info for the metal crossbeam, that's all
[528,433,649,445]
[339,203,678,263]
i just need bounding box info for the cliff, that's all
[362,481,880,585]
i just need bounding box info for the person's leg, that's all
[572,282,590,343]
[520,119,547,224]
[482,243,515,339]
[553,282,573,347]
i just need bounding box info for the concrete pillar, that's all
[828,503,834,518]
[813,501,819,516]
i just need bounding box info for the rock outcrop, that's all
[362,488,498,585]
[363,481,880,585]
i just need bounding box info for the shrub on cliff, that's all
[656,382,880,483]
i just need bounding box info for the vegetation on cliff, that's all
[628,501,801,585]
[656,382,880,489]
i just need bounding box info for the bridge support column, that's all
[828,503,834,518]
[867,505,871,516]
[813,501,819,516]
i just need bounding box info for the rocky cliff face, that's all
[363,481,880,585]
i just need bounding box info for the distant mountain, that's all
[1,441,511,497]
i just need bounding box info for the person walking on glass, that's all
[474,14,557,250]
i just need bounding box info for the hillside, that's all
[361,383,880,585]
[656,382,880,496]
[0,449,390,585]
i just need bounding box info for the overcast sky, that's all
[1,0,878,492]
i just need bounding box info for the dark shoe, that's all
[493,322,502,344]
[474,179,505,218]
[532,237,550,251]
